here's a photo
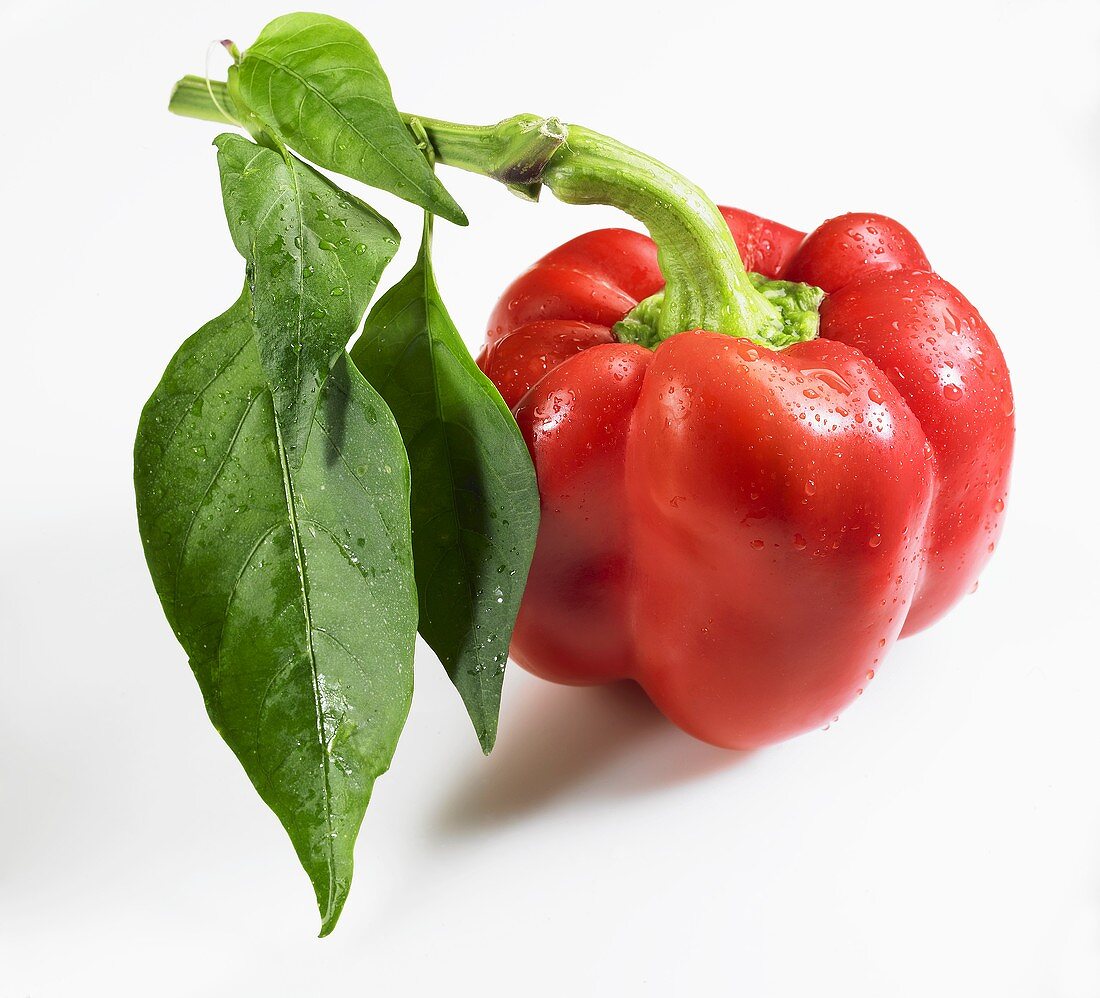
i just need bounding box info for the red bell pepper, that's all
[476,199,1013,747]
[406,113,1015,749]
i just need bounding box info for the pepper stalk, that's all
[168,76,820,349]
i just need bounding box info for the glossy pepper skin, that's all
[478,209,1014,748]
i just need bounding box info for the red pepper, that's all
[478,206,1014,748]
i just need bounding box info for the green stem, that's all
[169,76,238,124]
[169,79,795,345]
[409,113,569,202]
[414,115,783,344]
[553,127,784,343]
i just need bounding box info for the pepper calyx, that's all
[613,277,823,350]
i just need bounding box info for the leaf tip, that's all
[317,913,341,938]
[429,182,468,228]
[478,724,497,756]
[314,874,350,938]
[462,693,499,755]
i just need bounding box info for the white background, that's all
[2,0,1098,994]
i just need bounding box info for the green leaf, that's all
[215,133,399,467]
[351,219,539,753]
[135,294,417,936]
[235,12,467,227]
